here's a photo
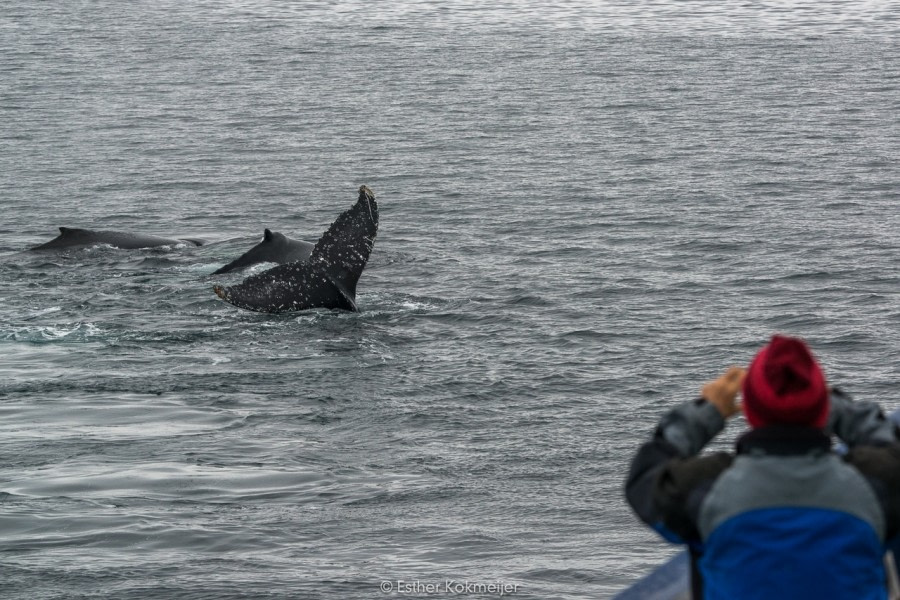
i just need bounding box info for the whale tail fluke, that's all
[212,261,357,313]
[308,185,378,299]
[212,186,378,313]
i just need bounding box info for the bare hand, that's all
[702,367,747,419]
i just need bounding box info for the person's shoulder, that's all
[845,443,900,483]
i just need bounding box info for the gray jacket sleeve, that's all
[625,398,733,546]
[827,388,897,447]
[658,398,727,457]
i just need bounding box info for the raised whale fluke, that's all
[213,185,378,313]
[31,227,206,251]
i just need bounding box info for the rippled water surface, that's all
[2,2,899,598]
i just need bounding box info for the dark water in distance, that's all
[1,2,899,598]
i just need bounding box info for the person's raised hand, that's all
[702,367,747,419]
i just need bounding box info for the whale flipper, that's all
[211,229,315,275]
[213,186,378,313]
[31,227,205,250]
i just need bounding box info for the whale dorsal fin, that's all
[309,186,378,299]
[58,227,89,237]
[264,228,274,241]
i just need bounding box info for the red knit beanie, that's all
[742,335,829,429]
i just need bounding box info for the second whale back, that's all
[212,229,315,275]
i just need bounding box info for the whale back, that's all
[30,227,93,250]
[211,229,315,275]
[213,186,378,313]
[31,227,204,250]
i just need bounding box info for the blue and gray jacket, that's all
[625,389,900,600]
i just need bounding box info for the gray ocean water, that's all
[2,2,900,598]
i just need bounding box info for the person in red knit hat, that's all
[626,334,900,600]
[742,335,829,428]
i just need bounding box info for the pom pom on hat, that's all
[742,335,828,429]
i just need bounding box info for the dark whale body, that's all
[31,227,205,251]
[211,229,315,275]
[214,185,378,313]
